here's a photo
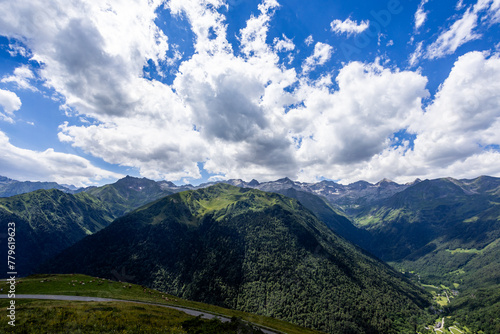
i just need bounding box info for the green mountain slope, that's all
[84,175,173,217]
[351,176,500,333]
[0,189,114,276]
[42,184,431,334]
[354,177,500,262]
[274,187,372,247]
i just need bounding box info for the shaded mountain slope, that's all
[0,189,113,276]
[274,187,371,247]
[42,184,431,334]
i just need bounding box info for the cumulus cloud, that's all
[1,0,500,185]
[330,18,369,35]
[302,42,333,73]
[0,89,21,122]
[1,65,37,91]
[288,61,429,181]
[0,130,122,186]
[338,51,500,184]
[171,1,299,180]
[411,51,500,164]
[0,0,169,118]
[274,34,295,52]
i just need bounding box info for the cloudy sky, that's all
[0,0,500,186]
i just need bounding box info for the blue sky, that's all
[0,0,500,186]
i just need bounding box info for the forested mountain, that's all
[271,187,371,247]
[83,175,173,217]
[41,184,431,334]
[351,176,500,333]
[0,189,114,276]
[353,177,500,262]
[2,174,498,331]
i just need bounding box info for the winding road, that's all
[0,294,280,334]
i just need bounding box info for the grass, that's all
[446,248,481,255]
[422,284,440,295]
[446,237,500,255]
[0,299,192,333]
[435,295,448,307]
[448,326,464,334]
[7,274,323,334]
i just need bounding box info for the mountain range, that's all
[0,174,499,332]
[41,184,430,333]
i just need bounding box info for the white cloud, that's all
[274,34,295,52]
[415,0,429,30]
[7,43,30,57]
[239,0,279,58]
[58,80,207,181]
[1,0,500,186]
[302,42,333,73]
[304,35,314,46]
[409,41,424,67]
[411,51,500,164]
[0,130,122,186]
[427,7,480,59]
[166,0,231,55]
[170,1,300,181]
[426,0,500,59]
[289,61,429,181]
[486,0,500,23]
[330,17,369,35]
[0,0,169,118]
[1,65,37,91]
[0,89,21,122]
[338,51,500,184]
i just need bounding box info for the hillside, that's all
[42,184,432,334]
[0,189,114,276]
[353,177,500,262]
[84,175,173,217]
[350,176,500,333]
[273,187,371,247]
[3,273,320,334]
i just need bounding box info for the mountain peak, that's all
[376,178,397,187]
[275,177,294,184]
[0,175,14,185]
[347,180,372,190]
[248,179,260,186]
[158,180,177,188]
[403,178,422,186]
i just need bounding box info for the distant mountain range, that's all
[0,174,417,205]
[0,175,81,197]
